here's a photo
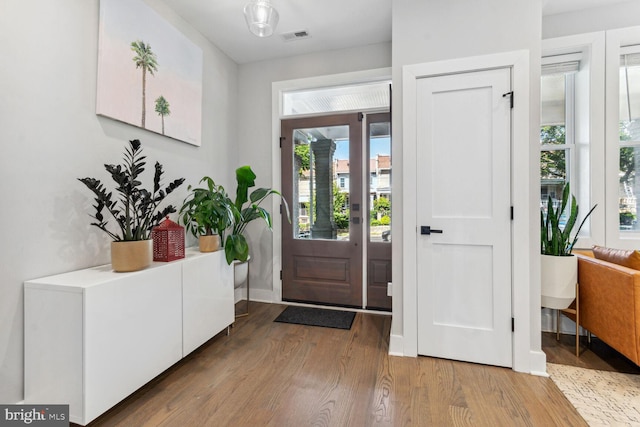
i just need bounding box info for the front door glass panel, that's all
[292,125,350,241]
[368,121,391,242]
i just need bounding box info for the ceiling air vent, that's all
[281,30,311,42]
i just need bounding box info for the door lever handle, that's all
[421,226,443,235]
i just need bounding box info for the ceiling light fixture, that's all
[243,0,279,38]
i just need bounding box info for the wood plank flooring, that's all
[85,303,586,426]
[542,330,640,374]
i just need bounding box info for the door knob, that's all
[421,226,443,235]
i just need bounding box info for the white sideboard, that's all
[24,248,233,426]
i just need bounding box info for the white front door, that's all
[416,67,513,367]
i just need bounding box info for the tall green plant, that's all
[78,139,184,241]
[540,183,596,256]
[224,166,290,264]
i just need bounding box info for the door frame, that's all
[402,51,545,374]
[270,68,392,305]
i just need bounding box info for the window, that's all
[540,57,578,221]
[339,177,345,188]
[542,33,605,249]
[605,27,640,248]
[617,46,640,231]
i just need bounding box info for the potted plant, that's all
[78,139,185,272]
[179,176,234,252]
[224,166,290,289]
[540,183,596,309]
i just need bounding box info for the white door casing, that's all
[416,67,513,367]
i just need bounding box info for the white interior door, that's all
[416,67,513,367]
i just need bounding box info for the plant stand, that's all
[234,260,250,318]
[556,282,580,357]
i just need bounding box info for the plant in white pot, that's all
[78,139,185,272]
[224,166,290,288]
[540,184,596,309]
[179,176,234,253]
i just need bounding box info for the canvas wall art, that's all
[97,0,203,146]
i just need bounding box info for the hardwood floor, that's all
[85,303,587,426]
[542,330,640,375]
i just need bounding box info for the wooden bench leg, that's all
[575,282,579,357]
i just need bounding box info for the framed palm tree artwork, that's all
[96,0,203,146]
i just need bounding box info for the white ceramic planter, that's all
[541,254,577,309]
[233,257,250,289]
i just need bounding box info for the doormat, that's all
[547,363,640,426]
[274,306,356,330]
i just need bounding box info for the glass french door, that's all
[280,112,392,310]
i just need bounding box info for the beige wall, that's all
[543,0,640,39]
[391,0,543,372]
[0,0,238,403]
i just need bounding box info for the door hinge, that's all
[280,136,285,148]
[512,317,515,332]
[280,270,282,280]
[503,91,514,109]
[358,112,364,122]
[510,206,514,220]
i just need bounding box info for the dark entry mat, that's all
[274,306,356,330]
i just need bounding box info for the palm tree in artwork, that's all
[130,40,158,128]
[155,95,170,135]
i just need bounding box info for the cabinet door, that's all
[84,263,183,423]
[182,251,234,355]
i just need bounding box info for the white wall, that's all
[236,43,392,299]
[0,0,238,403]
[391,0,544,373]
[543,1,640,39]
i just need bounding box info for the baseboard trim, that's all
[541,307,587,336]
[388,333,405,356]
[529,350,548,376]
[235,288,275,304]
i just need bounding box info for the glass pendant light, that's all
[243,0,279,38]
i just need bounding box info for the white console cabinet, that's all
[24,248,233,426]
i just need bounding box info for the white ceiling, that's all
[163,0,626,65]
[163,0,392,64]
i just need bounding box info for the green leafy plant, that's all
[224,165,290,265]
[179,177,234,239]
[78,139,185,241]
[541,183,597,256]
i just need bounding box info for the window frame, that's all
[606,27,640,249]
[540,68,576,208]
[542,32,606,250]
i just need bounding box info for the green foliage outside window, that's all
[540,125,566,180]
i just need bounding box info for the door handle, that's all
[421,226,443,235]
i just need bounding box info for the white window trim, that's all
[543,32,606,250]
[606,27,640,249]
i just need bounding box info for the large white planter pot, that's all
[233,257,250,289]
[541,254,577,309]
[111,240,153,272]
